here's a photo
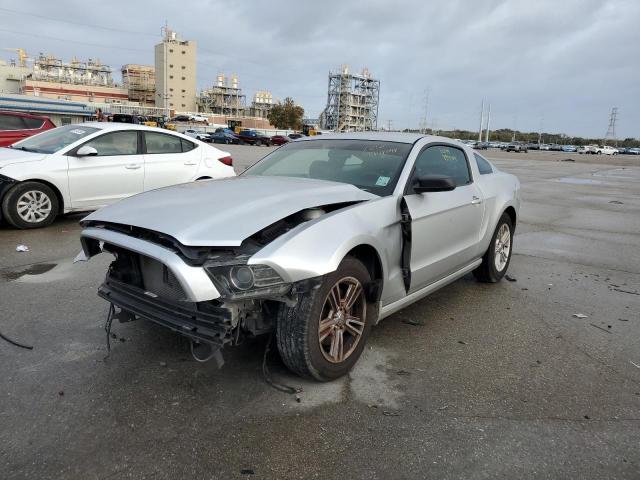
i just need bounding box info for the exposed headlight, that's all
[204,261,289,299]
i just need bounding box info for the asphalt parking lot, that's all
[1,147,639,479]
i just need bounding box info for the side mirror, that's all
[413,175,456,193]
[76,146,98,157]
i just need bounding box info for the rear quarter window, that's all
[0,115,26,130]
[474,153,494,175]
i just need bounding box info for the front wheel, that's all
[473,213,513,283]
[1,181,59,229]
[276,257,376,381]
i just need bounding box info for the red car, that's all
[0,111,56,147]
[270,135,291,146]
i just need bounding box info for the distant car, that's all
[527,143,540,150]
[473,142,489,150]
[577,145,596,154]
[0,111,56,147]
[215,128,236,136]
[189,115,209,124]
[627,147,640,155]
[270,135,291,146]
[561,145,577,152]
[209,131,240,145]
[506,143,528,153]
[539,144,550,151]
[288,133,305,140]
[548,144,563,151]
[0,123,235,228]
[171,115,191,122]
[594,145,618,155]
[183,129,210,141]
[236,130,272,146]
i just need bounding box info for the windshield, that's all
[243,139,413,196]
[10,125,100,154]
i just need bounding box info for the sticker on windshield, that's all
[70,129,86,135]
[375,176,390,186]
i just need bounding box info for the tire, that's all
[276,256,377,381]
[256,140,262,147]
[1,181,59,229]
[473,213,513,283]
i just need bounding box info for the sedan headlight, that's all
[204,262,290,299]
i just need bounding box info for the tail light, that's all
[218,156,233,166]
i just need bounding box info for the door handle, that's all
[125,164,141,170]
[184,161,197,166]
[471,196,482,205]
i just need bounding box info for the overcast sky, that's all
[0,0,638,138]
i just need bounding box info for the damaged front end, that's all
[78,205,352,365]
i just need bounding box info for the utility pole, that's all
[420,88,430,134]
[604,107,618,146]
[478,99,484,142]
[386,119,392,131]
[484,103,491,142]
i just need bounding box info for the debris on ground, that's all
[618,318,629,322]
[295,394,302,403]
[612,287,640,296]
[505,275,517,282]
[382,410,401,417]
[240,468,255,475]
[630,361,640,369]
[438,405,448,411]
[572,313,588,319]
[560,158,575,162]
[590,323,612,334]
[368,404,379,409]
[396,370,411,376]
[609,200,624,205]
[58,390,64,396]
[0,330,33,350]
[15,244,29,252]
[457,340,468,345]
[159,361,167,367]
[402,318,424,326]
[584,415,590,420]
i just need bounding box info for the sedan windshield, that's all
[243,139,413,196]
[10,125,100,154]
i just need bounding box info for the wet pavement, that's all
[1,149,639,479]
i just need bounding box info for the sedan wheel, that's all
[473,213,513,282]
[276,256,376,381]
[2,181,59,229]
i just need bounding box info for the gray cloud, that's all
[0,0,638,137]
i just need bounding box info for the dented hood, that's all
[82,176,376,246]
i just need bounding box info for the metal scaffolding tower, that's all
[197,73,246,116]
[604,107,618,146]
[321,65,380,132]
[122,64,155,106]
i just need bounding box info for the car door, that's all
[402,144,485,292]
[67,130,144,209]
[142,131,200,191]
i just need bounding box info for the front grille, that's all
[139,255,186,301]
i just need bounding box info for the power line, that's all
[0,6,159,37]
[0,28,149,53]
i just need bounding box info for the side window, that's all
[145,132,183,154]
[181,138,196,152]
[409,145,471,191]
[0,115,26,130]
[474,153,494,175]
[23,117,45,129]
[82,131,138,156]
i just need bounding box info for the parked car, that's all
[0,123,235,229]
[270,135,291,146]
[288,133,305,140]
[539,144,550,151]
[594,145,618,155]
[473,142,489,150]
[189,115,209,124]
[183,129,210,141]
[549,144,563,151]
[0,111,56,147]
[628,147,640,155]
[577,145,597,154]
[526,143,540,150]
[215,128,236,136]
[561,145,577,152]
[209,131,240,145]
[236,129,272,146]
[171,115,191,122]
[77,133,520,380]
[505,143,528,153]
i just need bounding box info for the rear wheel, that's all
[473,213,513,283]
[276,257,376,381]
[2,181,59,229]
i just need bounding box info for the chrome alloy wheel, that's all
[318,276,367,364]
[494,223,511,271]
[16,190,52,223]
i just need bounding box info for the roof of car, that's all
[74,122,166,132]
[295,131,451,144]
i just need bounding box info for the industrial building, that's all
[321,65,380,132]
[249,90,274,119]
[197,73,245,116]
[154,28,197,112]
[121,64,155,106]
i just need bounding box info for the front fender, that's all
[249,196,398,284]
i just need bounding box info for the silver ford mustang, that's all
[77,132,520,380]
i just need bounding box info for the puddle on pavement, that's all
[556,177,604,185]
[1,263,57,281]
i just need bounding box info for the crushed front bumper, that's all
[99,277,235,349]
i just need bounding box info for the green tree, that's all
[268,97,304,130]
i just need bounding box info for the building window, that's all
[169,49,173,53]
[181,89,185,93]
[169,64,173,68]
[169,102,174,107]
[181,50,186,54]
[181,66,185,69]
[181,76,185,80]
[169,75,173,79]
[169,88,174,92]
[182,104,186,107]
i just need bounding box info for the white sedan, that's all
[0,123,235,228]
